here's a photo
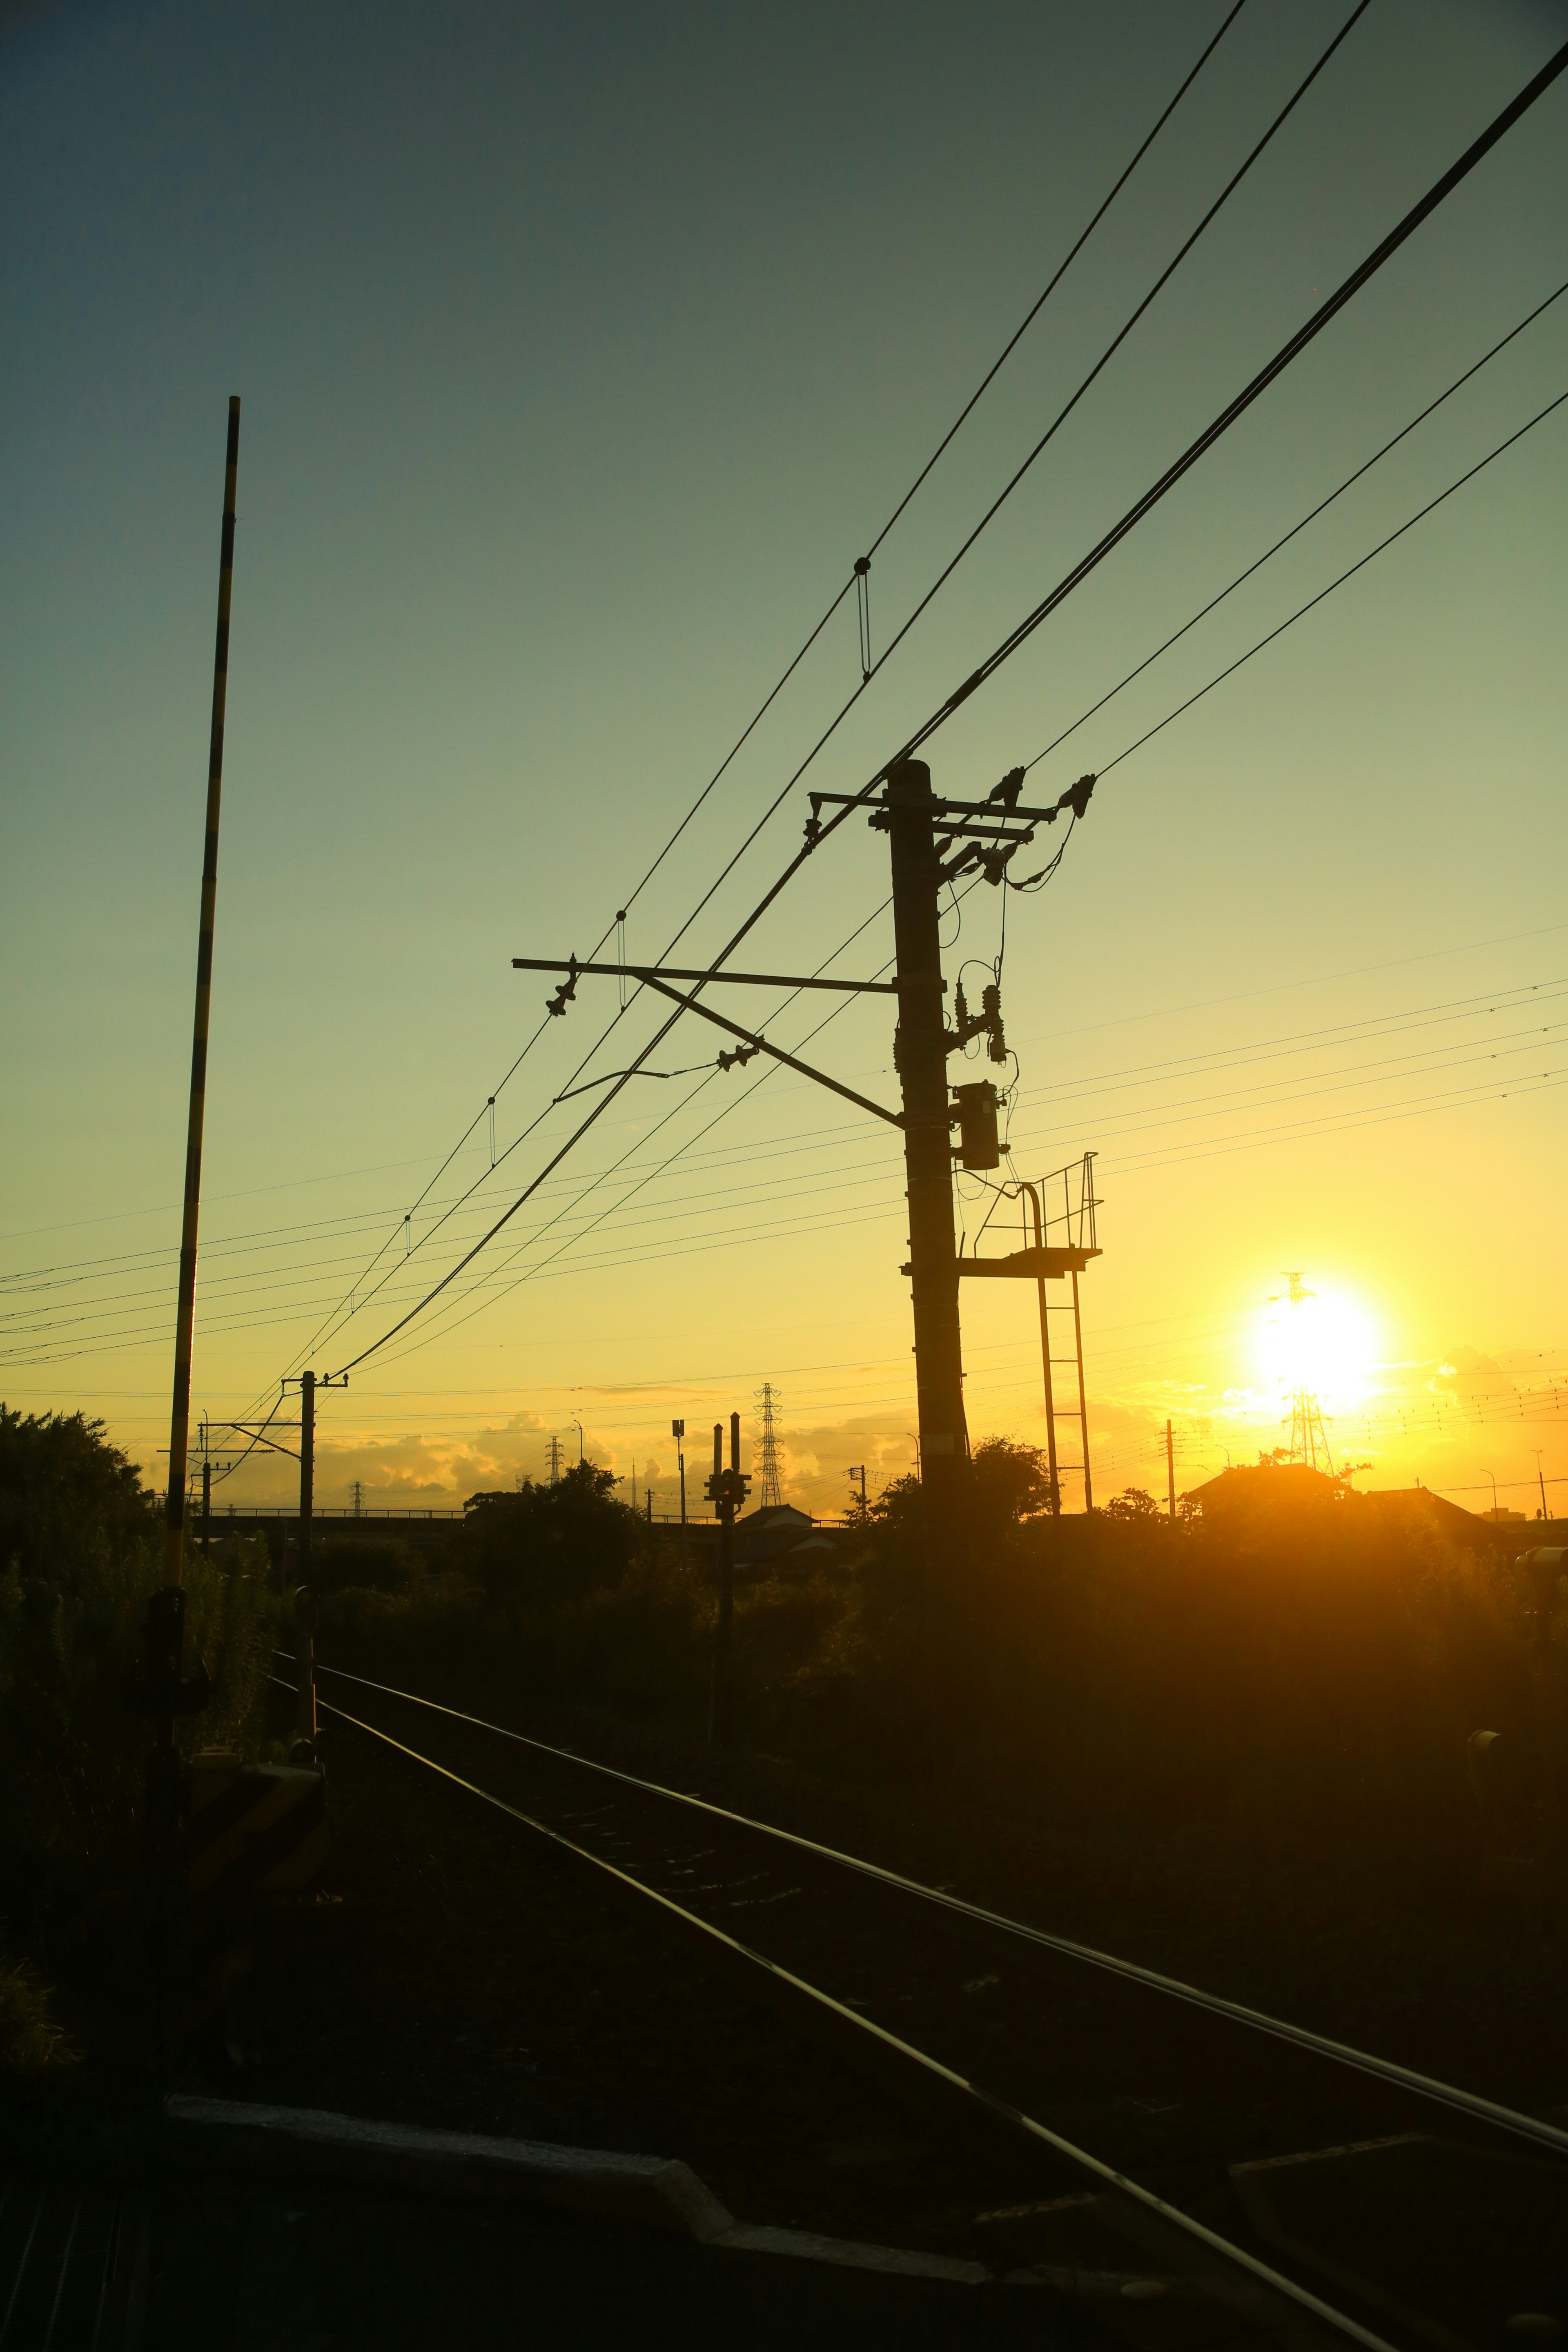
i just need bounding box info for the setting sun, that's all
[1256,1279,1377,1407]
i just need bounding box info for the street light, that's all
[1481,1467,1497,1521]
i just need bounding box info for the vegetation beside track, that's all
[2,1406,1561,2112]
[321,1444,1551,1886]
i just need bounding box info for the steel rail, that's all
[276,1675,1400,2350]
[280,1653,1568,2166]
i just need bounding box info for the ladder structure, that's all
[959,1152,1100,1514]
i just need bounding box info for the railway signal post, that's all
[706,1411,750,1748]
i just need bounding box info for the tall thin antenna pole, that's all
[163,396,241,1593]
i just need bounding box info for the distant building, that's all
[733,1503,838,1575]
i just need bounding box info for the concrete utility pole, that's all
[886,759,967,1501]
[1166,1420,1176,1520]
[517,758,1096,1526]
[291,1368,344,1757]
[299,1370,315,1587]
[296,1371,317,1755]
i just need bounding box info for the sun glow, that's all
[1256,1280,1377,1407]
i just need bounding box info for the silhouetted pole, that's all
[672,1417,688,1572]
[707,1412,749,1748]
[201,1457,212,1554]
[297,1370,316,1750]
[886,758,967,1508]
[140,401,239,1939]
[1166,1420,1176,1520]
[163,396,241,1599]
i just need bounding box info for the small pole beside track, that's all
[707,1412,749,1748]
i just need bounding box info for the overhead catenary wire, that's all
[1023,274,1568,774]
[238,4,1375,1400]
[351,396,1568,1365]
[348,372,1568,1370]
[7,957,1561,1371]
[884,32,1568,775]
[1087,385,1568,783]
[274,13,1244,1399]
[40,52,1568,1399]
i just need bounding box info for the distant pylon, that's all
[755,1383,783,1509]
[1280,1271,1334,1473]
[546,1434,565,1486]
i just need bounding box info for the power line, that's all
[8,964,1560,1365]
[1089,385,1568,782]
[844,0,1373,710]
[1024,276,1568,775]
[278,15,1239,1394]
[48,45,1568,1393]
[885,34,1568,772]
[866,0,1252,556]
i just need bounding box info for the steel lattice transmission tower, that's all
[1280,1272,1334,1473]
[546,1435,565,1487]
[755,1383,784,1510]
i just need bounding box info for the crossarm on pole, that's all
[635,975,904,1127]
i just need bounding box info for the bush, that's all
[0,1951,78,2073]
[0,1407,277,1870]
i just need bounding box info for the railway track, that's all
[274,1656,1568,2350]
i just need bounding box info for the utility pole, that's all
[290,1368,345,1758]
[1166,1419,1176,1520]
[137,399,241,1967]
[297,1371,316,1758]
[518,758,1096,1533]
[847,1464,867,1512]
[201,1455,212,1554]
[886,759,967,1502]
[1535,1450,1550,1521]
[706,1411,750,1748]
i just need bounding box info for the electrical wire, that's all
[276,13,1242,1394]
[1023,275,1568,775]
[8,968,1559,1367]
[1087,385,1567,784]
[884,35,1568,775]
[41,45,1568,1394]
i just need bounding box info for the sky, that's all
[3,0,1567,1523]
